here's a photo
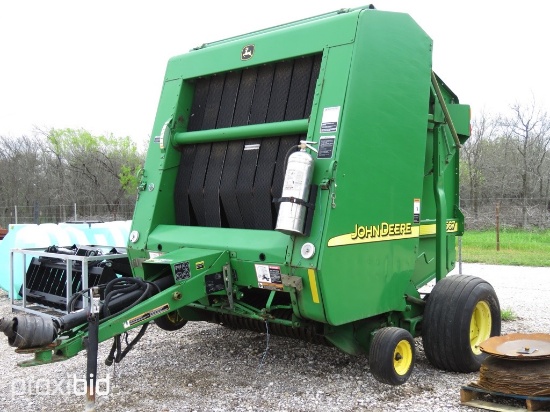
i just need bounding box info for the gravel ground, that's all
[0,263,548,412]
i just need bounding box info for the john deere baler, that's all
[1,5,500,390]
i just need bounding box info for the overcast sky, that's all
[1,1,548,144]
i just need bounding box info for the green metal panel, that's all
[313,10,433,325]
[146,225,291,263]
[447,104,470,137]
[164,9,360,80]
[128,78,184,261]
[142,247,228,283]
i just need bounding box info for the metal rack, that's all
[9,246,128,318]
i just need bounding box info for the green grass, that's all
[500,308,517,321]
[458,228,550,267]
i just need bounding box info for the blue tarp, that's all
[0,221,131,297]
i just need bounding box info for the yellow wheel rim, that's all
[470,301,492,355]
[393,339,413,376]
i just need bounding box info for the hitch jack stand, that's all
[85,287,100,412]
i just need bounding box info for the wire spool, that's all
[469,333,550,396]
[471,356,550,396]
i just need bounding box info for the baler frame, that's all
[1,5,501,404]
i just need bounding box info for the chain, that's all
[257,321,270,372]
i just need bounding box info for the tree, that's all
[461,111,500,219]
[45,128,143,220]
[502,99,550,227]
[0,135,51,223]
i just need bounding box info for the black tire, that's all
[369,327,415,386]
[422,275,501,372]
[154,310,188,331]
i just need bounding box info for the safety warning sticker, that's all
[255,264,283,290]
[123,304,170,329]
[318,136,335,159]
[174,261,190,281]
[413,198,421,224]
[320,106,340,133]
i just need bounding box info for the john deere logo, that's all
[241,45,254,61]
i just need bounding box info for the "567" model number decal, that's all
[446,220,458,232]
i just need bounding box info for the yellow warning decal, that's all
[123,303,170,329]
[328,222,419,247]
[308,268,320,304]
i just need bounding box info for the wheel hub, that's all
[393,339,413,375]
[470,301,492,355]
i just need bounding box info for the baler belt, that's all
[204,142,228,227]
[219,140,245,227]
[236,139,260,229]
[187,77,211,131]
[197,74,227,226]
[216,70,241,128]
[188,143,212,226]
[201,74,225,129]
[285,56,314,120]
[249,64,275,124]
[232,68,257,126]
[175,75,210,226]
[272,56,319,207]
[253,137,280,229]
[266,60,293,122]
[216,71,244,227]
[176,53,321,230]
[252,60,294,230]
[175,144,197,225]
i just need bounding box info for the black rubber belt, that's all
[175,76,209,226]
[202,74,225,129]
[216,71,242,227]
[189,75,225,226]
[253,137,280,229]
[188,77,210,130]
[175,144,197,225]
[249,64,274,124]
[249,64,279,229]
[204,142,227,227]
[272,56,318,216]
[267,60,293,123]
[286,56,314,120]
[237,62,281,229]
[201,74,227,226]
[236,141,259,229]
[188,143,211,226]
[232,68,260,229]
[175,54,322,229]
[232,68,257,126]
[219,140,245,228]
[217,70,241,128]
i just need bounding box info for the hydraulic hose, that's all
[58,275,173,332]
[0,275,174,349]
